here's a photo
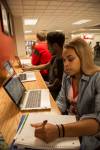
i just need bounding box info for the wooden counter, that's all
[0,66,60,144]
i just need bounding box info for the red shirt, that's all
[31,42,51,76]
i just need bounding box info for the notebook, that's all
[14,113,80,150]
[3,76,51,111]
[17,71,36,82]
[3,60,36,82]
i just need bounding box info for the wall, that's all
[0,0,17,85]
[0,0,17,68]
[0,21,16,67]
[0,20,17,86]
[0,21,16,85]
[71,32,100,48]
[24,34,36,41]
[14,16,26,57]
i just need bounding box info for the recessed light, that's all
[56,30,63,32]
[24,18,38,25]
[89,29,100,31]
[24,30,32,34]
[72,19,91,25]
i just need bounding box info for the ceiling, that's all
[6,0,100,34]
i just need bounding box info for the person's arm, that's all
[63,118,99,137]
[47,78,60,90]
[48,57,63,90]
[31,118,99,143]
[22,62,50,71]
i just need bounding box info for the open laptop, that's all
[3,60,36,82]
[20,58,31,66]
[3,76,51,111]
[15,56,31,67]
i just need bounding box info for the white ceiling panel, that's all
[6,0,100,34]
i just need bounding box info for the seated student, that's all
[31,31,52,81]
[31,38,100,150]
[23,31,65,99]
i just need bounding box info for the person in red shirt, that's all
[31,32,52,81]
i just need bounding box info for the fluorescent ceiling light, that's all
[89,29,100,31]
[24,30,32,34]
[73,19,91,25]
[24,18,38,25]
[56,30,63,32]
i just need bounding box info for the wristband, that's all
[61,124,65,137]
[56,124,60,137]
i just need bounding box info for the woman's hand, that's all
[31,121,59,143]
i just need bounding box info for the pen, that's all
[19,113,29,134]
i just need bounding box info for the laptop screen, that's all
[15,56,22,67]
[3,61,15,76]
[3,76,26,105]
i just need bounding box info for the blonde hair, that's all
[64,37,100,75]
[36,32,46,41]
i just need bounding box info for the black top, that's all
[47,56,64,99]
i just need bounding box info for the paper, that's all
[18,71,36,82]
[14,113,80,150]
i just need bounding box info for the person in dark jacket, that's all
[23,31,65,99]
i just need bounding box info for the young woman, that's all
[31,38,100,150]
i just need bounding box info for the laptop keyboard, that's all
[19,74,26,80]
[25,91,41,108]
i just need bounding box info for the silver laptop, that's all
[3,60,36,82]
[3,76,51,111]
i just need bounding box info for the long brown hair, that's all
[64,37,100,75]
